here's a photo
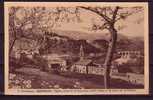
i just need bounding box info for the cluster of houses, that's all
[11,41,144,86]
[70,45,144,86]
[71,59,106,75]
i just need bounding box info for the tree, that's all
[9,5,143,88]
[9,7,45,54]
[9,7,20,55]
[9,7,81,55]
[78,6,143,88]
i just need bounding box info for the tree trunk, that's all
[104,26,117,89]
[9,38,17,55]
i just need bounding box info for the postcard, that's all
[4,2,149,95]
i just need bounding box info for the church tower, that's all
[79,44,84,60]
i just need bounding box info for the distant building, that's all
[110,72,144,85]
[110,61,144,85]
[113,51,142,66]
[11,39,40,59]
[126,73,144,85]
[110,51,144,85]
[118,51,141,59]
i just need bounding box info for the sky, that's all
[54,8,144,38]
[15,7,145,38]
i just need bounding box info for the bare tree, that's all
[9,7,81,55]
[37,7,81,54]
[9,7,45,54]
[9,7,20,55]
[78,6,143,88]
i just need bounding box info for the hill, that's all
[39,32,102,56]
[91,35,144,53]
[12,29,144,58]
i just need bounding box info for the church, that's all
[71,44,105,75]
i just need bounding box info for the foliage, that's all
[9,73,84,89]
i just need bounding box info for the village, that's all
[5,3,149,95]
[10,40,144,88]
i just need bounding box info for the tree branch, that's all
[115,7,143,22]
[112,6,120,22]
[78,6,111,23]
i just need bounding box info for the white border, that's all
[4,2,149,95]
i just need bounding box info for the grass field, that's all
[9,67,144,89]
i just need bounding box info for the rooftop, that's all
[74,59,92,66]
[93,58,105,65]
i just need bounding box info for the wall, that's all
[88,66,105,75]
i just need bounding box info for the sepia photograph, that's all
[4,2,149,95]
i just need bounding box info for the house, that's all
[110,63,144,85]
[11,39,40,59]
[88,65,105,75]
[71,59,92,74]
[114,51,142,66]
[90,58,106,75]
[110,72,144,85]
[126,73,144,85]
[112,50,144,74]
[42,54,67,71]
[110,65,119,74]
[71,59,106,75]
[114,51,141,65]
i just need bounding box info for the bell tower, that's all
[79,44,84,60]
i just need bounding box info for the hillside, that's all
[91,36,144,53]
[39,32,102,55]
[51,29,144,52]
[52,29,110,41]
[12,29,144,58]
